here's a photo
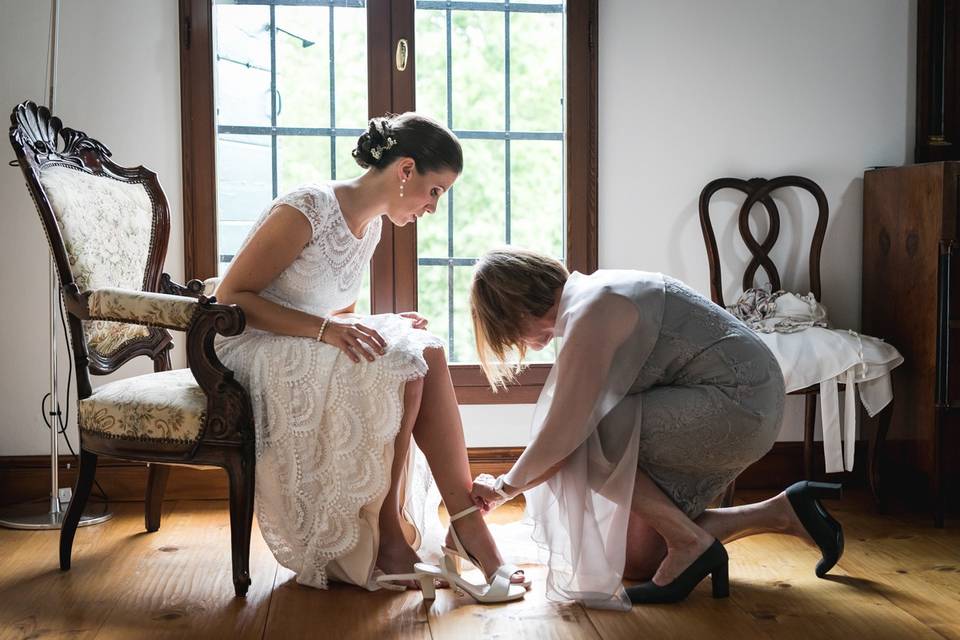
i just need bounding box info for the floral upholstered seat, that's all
[79,368,206,445]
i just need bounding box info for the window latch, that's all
[395,38,408,72]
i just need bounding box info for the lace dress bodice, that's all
[242,183,382,316]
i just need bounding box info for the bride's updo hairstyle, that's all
[352,112,463,175]
[470,248,568,389]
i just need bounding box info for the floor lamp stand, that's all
[0,0,111,531]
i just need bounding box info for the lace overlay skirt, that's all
[216,314,444,589]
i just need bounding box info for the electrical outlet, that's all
[58,487,72,505]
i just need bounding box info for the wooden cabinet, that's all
[863,161,960,526]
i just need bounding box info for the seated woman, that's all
[468,248,844,610]
[214,113,524,596]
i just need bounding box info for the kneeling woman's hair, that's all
[470,248,568,389]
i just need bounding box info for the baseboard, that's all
[0,441,870,507]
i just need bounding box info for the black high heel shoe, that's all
[785,480,844,578]
[626,539,729,604]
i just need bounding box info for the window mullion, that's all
[391,0,418,313]
[269,5,278,198]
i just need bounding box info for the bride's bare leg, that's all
[412,346,522,582]
[375,377,425,583]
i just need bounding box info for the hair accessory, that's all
[316,317,330,342]
[369,136,397,160]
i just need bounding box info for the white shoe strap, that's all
[492,563,522,580]
[448,503,480,522]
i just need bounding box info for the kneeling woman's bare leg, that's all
[696,492,815,545]
[625,479,827,583]
[626,468,715,585]
[411,346,522,583]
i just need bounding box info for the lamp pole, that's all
[0,0,111,530]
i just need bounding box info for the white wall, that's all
[0,0,914,454]
[594,0,915,442]
[0,0,184,456]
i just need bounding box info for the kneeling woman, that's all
[469,248,844,610]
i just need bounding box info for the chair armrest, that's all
[159,273,206,298]
[184,296,252,445]
[85,287,200,331]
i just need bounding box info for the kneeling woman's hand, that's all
[471,473,514,513]
[320,318,387,363]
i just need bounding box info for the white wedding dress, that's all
[215,183,443,589]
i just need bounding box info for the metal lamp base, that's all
[0,501,112,530]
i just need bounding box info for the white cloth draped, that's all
[757,328,902,473]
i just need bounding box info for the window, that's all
[179,0,597,402]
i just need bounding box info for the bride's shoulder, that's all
[275,183,335,214]
[272,183,338,230]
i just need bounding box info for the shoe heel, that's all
[711,561,729,599]
[806,481,842,500]
[418,575,436,600]
[442,550,462,575]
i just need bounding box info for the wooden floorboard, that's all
[0,491,958,639]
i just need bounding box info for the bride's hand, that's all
[399,311,429,330]
[320,318,387,363]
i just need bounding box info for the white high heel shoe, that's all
[414,504,527,604]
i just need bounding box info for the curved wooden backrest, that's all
[8,101,173,385]
[698,175,829,308]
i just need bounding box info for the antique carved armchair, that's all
[9,101,256,596]
[699,176,894,507]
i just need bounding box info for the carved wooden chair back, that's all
[698,175,829,307]
[9,101,173,395]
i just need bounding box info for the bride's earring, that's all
[400,178,406,198]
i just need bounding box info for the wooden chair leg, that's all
[803,393,817,480]
[145,463,171,532]
[868,401,893,513]
[60,449,98,571]
[225,451,255,597]
[720,478,737,507]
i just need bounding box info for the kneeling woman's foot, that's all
[627,539,729,604]
[784,481,844,578]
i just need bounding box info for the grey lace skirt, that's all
[626,336,785,518]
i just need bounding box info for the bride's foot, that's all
[652,531,715,586]
[376,534,424,590]
[445,508,526,585]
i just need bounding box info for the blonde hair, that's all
[470,248,568,389]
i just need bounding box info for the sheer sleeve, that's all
[502,270,665,611]
[504,292,639,489]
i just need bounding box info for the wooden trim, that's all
[451,363,549,404]
[179,0,218,281]
[0,441,880,507]
[566,0,599,275]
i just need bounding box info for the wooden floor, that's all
[1,491,958,640]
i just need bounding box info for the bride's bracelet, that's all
[316,317,330,342]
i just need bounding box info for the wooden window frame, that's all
[178,0,597,404]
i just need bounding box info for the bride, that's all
[214,113,525,597]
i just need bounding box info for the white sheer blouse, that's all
[504,270,665,611]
